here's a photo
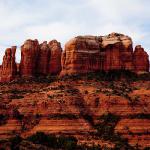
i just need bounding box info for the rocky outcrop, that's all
[102,33,134,71]
[20,39,40,77]
[61,33,136,75]
[133,45,149,73]
[0,33,149,82]
[38,41,50,75]
[48,40,62,75]
[19,39,62,77]
[61,36,101,75]
[0,46,17,82]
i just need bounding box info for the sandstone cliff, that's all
[0,46,17,82]
[38,41,50,75]
[0,33,149,82]
[20,39,40,77]
[133,45,149,73]
[61,33,142,75]
[19,39,62,78]
[48,40,62,75]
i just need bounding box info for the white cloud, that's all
[0,0,150,63]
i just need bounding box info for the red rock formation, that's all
[0,33,149,82]
[102,33,134,71]
[61,33,135,75]
[48,40,62,75]
[133,45,149,73]
[20,39,40,77]
[38,41,50,75]
[61,36,102,75]
[0,46,17,82]
[19,39,62,77]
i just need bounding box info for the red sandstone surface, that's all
[0,78,150,149]
[61,33,149,75]
[0,46,17,82]
[133,45,149,73]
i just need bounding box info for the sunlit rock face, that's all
[0,46,17,82]
[61,33,136,75]
[61,35,102,75]
[102,33,134,71]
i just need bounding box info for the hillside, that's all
[0,73,150,149]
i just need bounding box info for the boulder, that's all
[0,46,17,82]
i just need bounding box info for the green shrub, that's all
[27,132,78,149]
[48,113,79,119]
[144,147,150,150]
[9,135,22,150]
[95,113,134,149]
[128,113,150,119]
[57,136,77,150]
[138,73,150,81]
[27,132,56,147]
[0,114,8,125]
[95,113,120,140]
[77,144,102,150]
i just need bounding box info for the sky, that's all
[0,0,150,63]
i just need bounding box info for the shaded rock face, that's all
[61,33,136,75]
[133,45,149,73]
[48,40,62,74]
[20,39,62,77]
[38,41,50,75]
[20,39,40,77]
[0,46,17,82]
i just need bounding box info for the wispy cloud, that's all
[0,0,150,63]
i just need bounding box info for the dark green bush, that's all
[9,135,22,150]
[85,70,137,81]
[144,147,150,150]
[0,114,8,125]
[57,136,77,150]
[27,132,78,149]
[138,73,150,81]
[95,113,120,140]
[48,113,79,119]
[77,144,102,150]
[128,113,150,119]
[95,113,133,149]
[27,132,56,147]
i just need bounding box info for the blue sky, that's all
[0,0,150,63]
